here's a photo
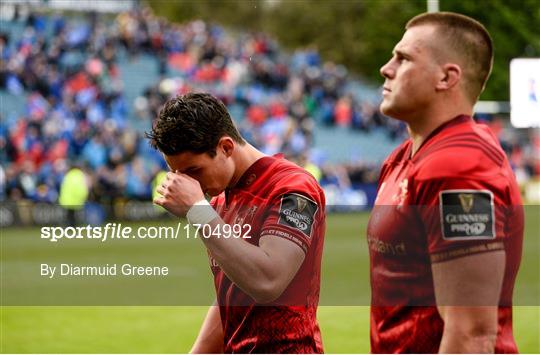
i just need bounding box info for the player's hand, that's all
[154,171,205,217]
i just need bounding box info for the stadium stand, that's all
[1,6,538,215]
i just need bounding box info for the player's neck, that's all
[229,144,267,188]
[408,103,473,157]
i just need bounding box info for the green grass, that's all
[1,211,539,353]
[2,306,538,353]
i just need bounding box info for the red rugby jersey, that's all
[367,115,524,353]
[210,154,325,353]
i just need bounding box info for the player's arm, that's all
[412,147,511,353]
[432,250,504,353]
[155,171,308,304]
[201,217,306,303]
[190,301,224,354]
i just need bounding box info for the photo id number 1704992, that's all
[186,223,252,239]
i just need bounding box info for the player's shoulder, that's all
[265,157,324,202]
[411,121,506,181]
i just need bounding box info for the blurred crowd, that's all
[0,7,538,205]
[0,9,163,203]
[482,116,540,186]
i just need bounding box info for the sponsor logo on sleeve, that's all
[277,193,318,238]
[440,190,495,240]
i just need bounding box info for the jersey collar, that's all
[232,154,281,190]
[411,114,473,159]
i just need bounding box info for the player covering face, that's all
[146,93,326,353]
[369,12,523,353]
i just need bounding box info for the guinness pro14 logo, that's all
[440,190,495,240]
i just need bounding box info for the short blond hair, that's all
[406,12,493,102]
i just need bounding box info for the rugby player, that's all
[368,12,524,353]
[147,92,325,353]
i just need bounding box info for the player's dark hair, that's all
[146,92,245,157]
[406,12,493,102]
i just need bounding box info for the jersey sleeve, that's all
[413,176,505,263]
[260,189,322,254]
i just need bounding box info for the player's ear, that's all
[217,136,235,158]
[436,63,461,91]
